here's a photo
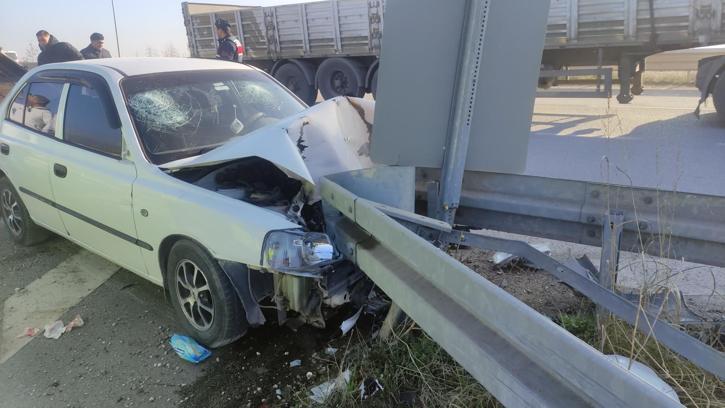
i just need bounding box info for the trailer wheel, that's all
[712,74,725,121]
[317,58,365,100]
[274,63,318,106]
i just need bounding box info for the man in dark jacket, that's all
[215,19,243,62]
[36,30,83,65]
[80,33,112,59]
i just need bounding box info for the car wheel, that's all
[0,178,49,245]
[166,239,248,348]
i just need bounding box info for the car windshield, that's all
[122,69,306,164]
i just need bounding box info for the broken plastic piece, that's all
[359,378,384,400]
[340,307,363,335]
[309,369,351,404]
[324,347,338,356]
[16,327,40,338]
[170,334,211,364]
[43,321,65,340]
[64,315,84,333]
[289,359,302,367]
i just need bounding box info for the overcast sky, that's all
[0,0,312,61]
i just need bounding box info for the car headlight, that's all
[262,230,338,273]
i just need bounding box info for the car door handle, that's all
[53,163,67,178]
[0,143,8,155]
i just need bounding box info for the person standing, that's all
[80,33,112,59]
[36,30,83,65]
[214,19,243,62]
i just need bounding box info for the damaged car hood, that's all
[161,96,375,193]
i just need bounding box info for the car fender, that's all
[132,167,302,283]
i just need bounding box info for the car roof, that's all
[54,57,253,77]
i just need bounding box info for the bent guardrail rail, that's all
[321,175,685,408]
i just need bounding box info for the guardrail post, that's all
[599,210,624,318]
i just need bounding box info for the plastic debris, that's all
[324,347,338,356]
[604,355,680,402]
[16,327,41,338]
[43,321,65,339]
[170,334,211,364]
[306,371,314,380]
[309,369,351,404]
[492,242,552,267]
[359,378,384,400]
[64,315,85,333]
[340,307,363,335]
[289,359,302,367]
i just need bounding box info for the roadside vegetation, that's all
[288,309,722,407]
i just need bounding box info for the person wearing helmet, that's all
[215,19,244,62]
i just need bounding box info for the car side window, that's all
[7,83,29,124]
[63,84,122,158]
[23,82,63,136]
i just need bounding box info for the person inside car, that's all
[25,94,54,133]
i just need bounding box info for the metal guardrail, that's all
[418,170,725,269]
[537,68,613,98]
[321,175,685,408]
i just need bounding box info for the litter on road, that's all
[43,321,65,339]
[340,307,363,336]
[16,327,40,339]
[289,359,302,367]
[169,334,211,364]
[309,369,351,404]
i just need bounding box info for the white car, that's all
[0,58,374,347]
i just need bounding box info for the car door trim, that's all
[18,186,153,251]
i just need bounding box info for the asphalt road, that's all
[0,87,722,408]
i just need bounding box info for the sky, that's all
[0,0,313,61]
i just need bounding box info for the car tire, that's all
[274,63,318,106]
[0,178,49,246]
[712,74,725,121]
[166,239,248,348]
[316,58,366,100]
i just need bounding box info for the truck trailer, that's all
[182,0,725,112]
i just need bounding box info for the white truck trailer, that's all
[182,0,725,110]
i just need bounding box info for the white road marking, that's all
[0,250,119,364]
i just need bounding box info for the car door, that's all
[49,77,147,274]
[0,81,67,233]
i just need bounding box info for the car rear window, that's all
[122,69,306,165]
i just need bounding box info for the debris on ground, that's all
[324,347,338,356]
[491,242,552,267]
[289,359,302,367]
[64,315,84,333]
[358,377,384,400]
[340,308,363,335]
[43,321,65,339]
[309,369,351,404]
[16,327,40,338]
[170,334,211,364]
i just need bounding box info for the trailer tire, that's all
[317,58,365,100]
[274,63,318,106]
[370,69,379,100]
[712,75,725,121]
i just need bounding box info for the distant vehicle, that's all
[0,58,374,347]
[1,51,19,65]
[182,0,725,105]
